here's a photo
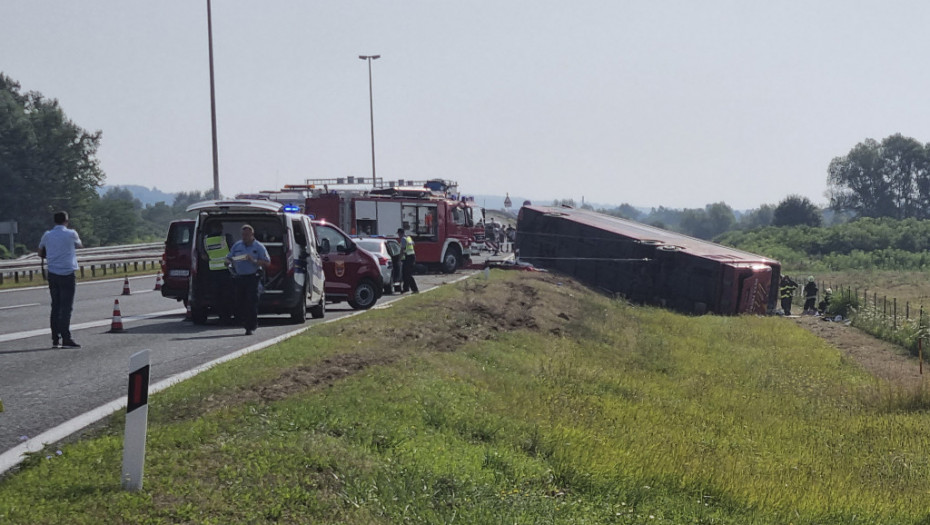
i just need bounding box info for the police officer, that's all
[204,223,233,322]
[226,225,270,335]
[398,228,419,294]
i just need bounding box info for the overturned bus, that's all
[516,206,780,315]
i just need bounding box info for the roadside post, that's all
[122,350,150,491]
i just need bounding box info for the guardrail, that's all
[0,243,164,286]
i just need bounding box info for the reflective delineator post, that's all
[122,350,150,491]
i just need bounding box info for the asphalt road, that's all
[0,269,475,459]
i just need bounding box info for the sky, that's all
[3,1,930,211]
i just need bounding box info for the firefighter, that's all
[779,274,798,315]
[803,276,818,314]
[819,288,833,316]
[398,228,419,294]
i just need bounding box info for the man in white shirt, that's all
[38,211,83,349]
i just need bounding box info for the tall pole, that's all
[207,0,220,200]
[359,55,380,189]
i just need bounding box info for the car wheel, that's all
[441,246,461,274]
[309,295,325,319]
[348,279,378,310]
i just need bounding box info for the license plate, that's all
[169,269,190,277]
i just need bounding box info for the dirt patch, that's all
[189,272,585,414]
[791,315,927,388]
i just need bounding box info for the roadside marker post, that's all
[122,350,150,492]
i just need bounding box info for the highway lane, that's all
[0,270,475,457]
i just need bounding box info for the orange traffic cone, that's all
[121,277,131,296]
[154,273,163,291]
[109,299,124,332]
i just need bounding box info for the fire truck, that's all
[284,178,483,273]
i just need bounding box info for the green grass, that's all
[3,271,930,523]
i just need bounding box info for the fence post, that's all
[91,264,96,277]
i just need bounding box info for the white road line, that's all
[0,308,186,343]
[0,303,40,311]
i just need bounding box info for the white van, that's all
[186,200,326,324]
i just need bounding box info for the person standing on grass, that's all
[803,276,818,314]
[226,224,270,336]
[38,211,83,349]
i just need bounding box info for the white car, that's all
[354,237,403,294]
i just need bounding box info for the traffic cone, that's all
[109,299,124,332]
[184,303,192,321]
[121,277,131,296]
[154,273,163,291]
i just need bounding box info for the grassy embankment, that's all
[3,270,930,523]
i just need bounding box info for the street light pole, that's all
[207,0,220,200]
[359,55,380,189]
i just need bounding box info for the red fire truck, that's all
[285,178,483,273]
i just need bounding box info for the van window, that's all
[168,223,193,246]
[315,224,348,254]
[292,219,307,248]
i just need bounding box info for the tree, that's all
[0,74,104,248]
[773,195,822,227]
[679,202,736,240]
[172,190,215,216]
[827,134,930,219]
[739,204,775,229]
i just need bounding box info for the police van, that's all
[186,199,326,324]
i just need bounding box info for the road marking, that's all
[0,308,186,343]
[0,303,40,311]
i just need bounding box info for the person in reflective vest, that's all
[779,275,798,315]
[204,224,234,321]
[205,228,231,270]
[397,228,419,294]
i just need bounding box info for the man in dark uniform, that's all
[226,224,271,335]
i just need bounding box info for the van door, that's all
[302,216,325,302]
[161,220,195,301]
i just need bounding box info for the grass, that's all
[4,271,930,523]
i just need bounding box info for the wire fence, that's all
[797,279,929,361]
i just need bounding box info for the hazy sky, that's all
[3,1,929,210]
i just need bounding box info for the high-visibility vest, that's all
[404,236,415,256]
[205,235,230,270]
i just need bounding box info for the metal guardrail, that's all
[0,242,164,285]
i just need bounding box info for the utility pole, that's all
[359,55,380,189]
